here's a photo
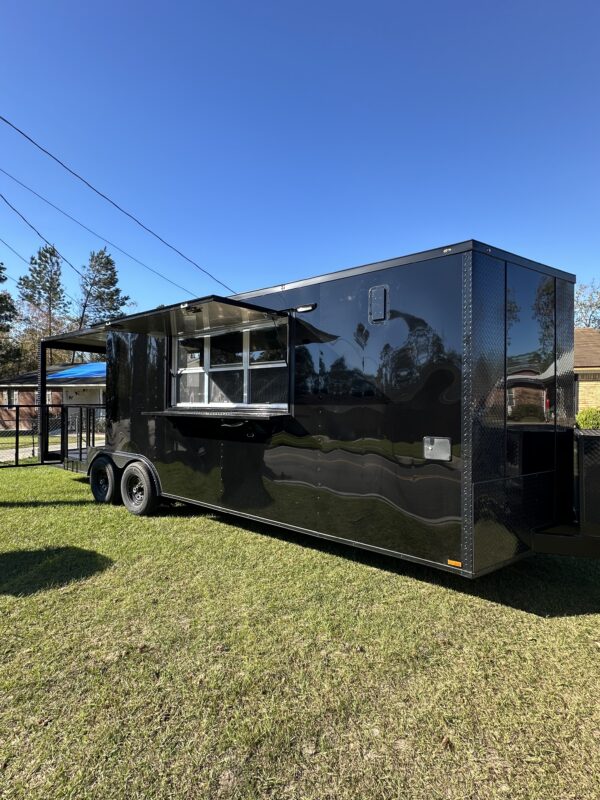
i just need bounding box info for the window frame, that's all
[171,319,289,410]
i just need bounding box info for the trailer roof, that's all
[43,241,576,350]
[234,240,576,302]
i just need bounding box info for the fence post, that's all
[15,404,19,467]
[79,406,83,461]
[61,405,67,462]
[37,341,48,462]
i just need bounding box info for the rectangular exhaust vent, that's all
[369,285,389,323]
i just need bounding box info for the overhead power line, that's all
[0,235,29,264]
[0,114,235,293]
[0,203,90,310]
[1,256,79,306]
[0,166,196,298]
[0,191,84,279]
[0,195,100,331]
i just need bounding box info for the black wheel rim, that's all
[126,474,145,506]
[96,467,109,498]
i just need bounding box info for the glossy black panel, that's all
[473,473,555,573]
[506,264,556,476]
[578,431,600,535]
[107,331,168,453]
[555,279,575,520]
[556,279,575,428]
[104,257,463,567]
[312,257,463,562]
[471,253,506,482]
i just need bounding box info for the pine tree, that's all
[17,245,70,337]
[0,261,17,330]
[78,248,130,328]
[16,245,71,368]
[0,261,20,377]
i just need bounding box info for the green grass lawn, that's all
[1,467,600,799]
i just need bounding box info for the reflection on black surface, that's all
[108,255,465,567]
[506,267,555,426]
[506,265,556,476]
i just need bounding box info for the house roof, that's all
[0,362,106,388]
[575,328,600,369]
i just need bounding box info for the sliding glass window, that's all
[172,322,288,408]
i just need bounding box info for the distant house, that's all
[0,362,106,430]
[575,328,600,411]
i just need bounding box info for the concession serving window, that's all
[101,294,291,417]
[172,320,289,410]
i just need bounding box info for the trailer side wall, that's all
[107,254,464,568]
[471,253,574,573]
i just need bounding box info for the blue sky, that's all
[1,0,599,314]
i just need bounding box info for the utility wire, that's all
[0,191,84,278]
[0,114,235,293]
[0,166,196,298]
[2,270,78,310]
[0,198,85,305]
[0,237,79,306]
[0,194,107,329]
[0,235,29,264]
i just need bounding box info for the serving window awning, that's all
[42,295,289,351]
[106,295,287,337]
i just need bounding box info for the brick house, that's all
[575,328,600,411]
[0,362,105,431]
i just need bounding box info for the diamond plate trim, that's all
[461,251,474,573]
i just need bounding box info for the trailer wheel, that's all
[121,462,158,516]
[89,456,121,504]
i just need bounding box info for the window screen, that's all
[173,322,288,408]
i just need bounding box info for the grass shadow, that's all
[0,500,95,508]
[0,547,113,596]
[153,502,214,519]
[206,511,600,618]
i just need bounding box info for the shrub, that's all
[509,403,545,422]
[576,407,600,429]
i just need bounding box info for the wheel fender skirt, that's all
[87,451,162,495]
[532,531,600,557]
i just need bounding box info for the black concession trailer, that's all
[40,240,600,577]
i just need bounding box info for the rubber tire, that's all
[121,462,158,516]
[89,456,121,504]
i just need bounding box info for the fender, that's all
[87,448,162,496]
